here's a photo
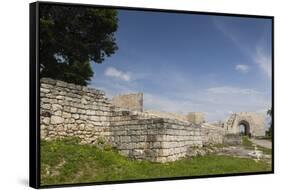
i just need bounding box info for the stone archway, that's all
[238,120,250,136]
[224,112,265,137]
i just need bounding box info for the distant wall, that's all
[144,110,189,122]
[224,112,265,136]
[40,78,225,162]
[187,112,205,124]
[111,93,143,112]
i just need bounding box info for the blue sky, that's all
[90,10,272,122]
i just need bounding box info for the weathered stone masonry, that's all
[40,78,225,162]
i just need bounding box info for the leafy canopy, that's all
[40,5,118,85]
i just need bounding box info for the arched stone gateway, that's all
[238,120,250,136]
[224,112,265,137]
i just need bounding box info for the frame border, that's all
[29,1,274,189]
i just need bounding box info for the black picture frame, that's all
[30,1,274,189]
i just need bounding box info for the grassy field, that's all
[41,138,271,186]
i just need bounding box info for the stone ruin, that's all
[224,112,265,136]
[40,78,266,163]
[111,93,143,112]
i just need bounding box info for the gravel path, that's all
[250,138,272,149]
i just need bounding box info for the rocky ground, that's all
[220,138,271,164]
[195,138,272,165]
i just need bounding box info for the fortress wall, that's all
[40,78,225,162]
[159,121,202,162]
[40,78,113,144]
[144,110,188,122]
[109,110,164,162]
[110,111,203,162]
[111,93,143,112]
[224,112,266,137]
[249,113,266,136]
[201,123,225,145]
[186,112,205,124]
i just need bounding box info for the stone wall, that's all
[40,78,113,144]
[110,111,203,162]
[186,112,205,124]
[201,123,225,145]
[224,112,265,136]
[144,110,189,122]
[111,93,143,112]
[223,134,242,145]
[40,78,225,162]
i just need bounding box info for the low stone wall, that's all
[40,78,225,162]
[110,110,202,162]
[160,120,202,162]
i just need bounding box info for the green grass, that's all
[41,138,271,186]
[242,136,272,155]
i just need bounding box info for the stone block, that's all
[50,115,64,124]
[52,104,62,111]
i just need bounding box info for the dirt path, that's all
[215,145,272,165]
[250,138,272,149]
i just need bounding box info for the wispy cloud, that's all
[253,46,272,78]
[235,64,250,73]
[212,18,251,55]
[93,18,272,122]
[144,85,269,122]
[95,69,270,122]
[104,67,131,81]
[213,18,272,79]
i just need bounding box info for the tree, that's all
[267,108,272,137]
[39,5,118,85]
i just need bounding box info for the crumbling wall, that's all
[40,78,224,162]
[110,111,202,162]
[144,110,188,122]
[111,93,143,112]
[40,78,113,144]
[224,112,265,136]
[186,112,205,124]
[201,123,225,145]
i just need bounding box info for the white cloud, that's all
[253,47,272,78]
[144,85,269,122]
[235,64,250,73]
[104,67,131,81]
[94,72,270,122]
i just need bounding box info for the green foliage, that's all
[266,108,272,137]
[242,136,254,148]
[267,108,272,117]
[39,5,118,85]
[96,137,106,145]
[41,138,271,186]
